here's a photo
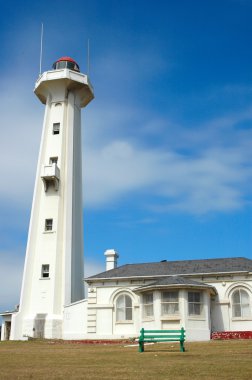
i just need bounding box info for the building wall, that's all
[6,272,251,341]
[83,273,252,341]
[63,299,87,339]
[208,276,252,332]
[83,281,211,340]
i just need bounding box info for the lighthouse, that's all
[11,57,94,339]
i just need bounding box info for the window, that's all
[188,291,202,316]
[49,157,58,164]
[53,60,80,72]
[45,219,53,231]
[53,123,60,135]
[232,289,251,318]
[116,294,133,322]
[143,293,154,318]
[161,291,179,315]
[41,264,50,278]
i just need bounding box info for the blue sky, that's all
[1,0,252,312]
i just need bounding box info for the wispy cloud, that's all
[83,137,252,214]
[83,92,252,215]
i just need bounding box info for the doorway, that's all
[5,322,11,340]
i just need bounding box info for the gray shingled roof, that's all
[86,257,252,281]
[134,276,217,293]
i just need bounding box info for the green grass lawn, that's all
[0,339,252,379]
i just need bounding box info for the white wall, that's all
[84,281,212,341]
[210,277,252,332]
[63,299,88,339]
[83,273,252,341]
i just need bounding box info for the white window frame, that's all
[161,291,179,316]
[52,123,60,135]
[231,288,251,319]
[116,294,133,323]
[41,264,50,278]
[49,157,58,164]
[188,291,202,316]
[45,218,53,232]
[143,293,154,318]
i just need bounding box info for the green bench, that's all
[138,327,186,352]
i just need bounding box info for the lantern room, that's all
[52,57,80,72]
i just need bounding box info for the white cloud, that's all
[83,119,252,214]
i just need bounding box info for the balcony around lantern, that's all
[41,163,60,192]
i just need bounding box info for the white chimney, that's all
[104,249,119,271]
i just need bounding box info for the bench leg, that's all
[180,340,185,352]
[138,341,144,353]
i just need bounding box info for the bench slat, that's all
[143,336,183,338]
[144,339,184,342]
[142,329,182,333]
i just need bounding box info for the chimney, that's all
[104,249,119,271]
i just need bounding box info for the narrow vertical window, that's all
[188,291,202,316]
[52,123,60,135]
[143,293,154,318]
[41,264,50,278]
[161,291,179,315]
[45,219,53,231]
[49,157,58,164]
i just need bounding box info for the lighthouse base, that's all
[10,312,63,340]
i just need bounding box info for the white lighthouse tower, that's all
[11,57,94,340]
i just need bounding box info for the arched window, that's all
[232,289,251,318]
[116,294,133,322]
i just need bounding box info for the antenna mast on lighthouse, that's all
[39,23,44,75]
[87,38,90,77]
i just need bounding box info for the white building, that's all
[76,253,252,341]
[1,58,252,341]
[1,57,93,340]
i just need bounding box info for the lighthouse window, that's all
[53,60,80,72]
[49,157,58,164]
[56,61,66,70]
[41,264,50,278]
[53,123,60,135]
[45,219,53,231]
